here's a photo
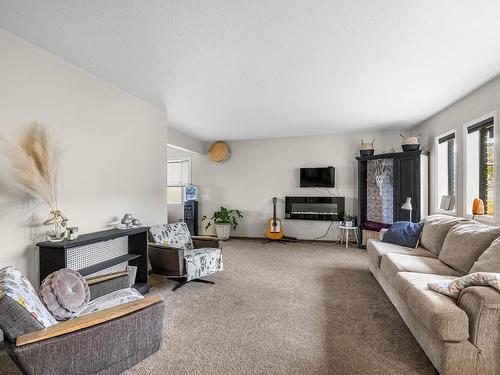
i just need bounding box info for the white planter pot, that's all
[215,223,231,240]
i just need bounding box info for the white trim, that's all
[434,129,457,215]
[167,143,201,155]
[462,111,497,222]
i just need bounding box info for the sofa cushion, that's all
[470,236,500,273]
[380,253,462,282]
[382,221,423,248]
[394,272,469,341]
[438,221,500,274]
[367,239,436,269]
[419,215,468,256]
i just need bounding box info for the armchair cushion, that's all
[76,288,143,317]
[185,248,223,281]
[150,222,194,250]
[0,267,57,329]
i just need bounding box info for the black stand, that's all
[261,236,298,245]
[171,277,215,291]
[262,239,288,244]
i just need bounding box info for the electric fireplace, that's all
[285,196,345,221]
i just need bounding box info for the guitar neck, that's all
[273,198,277,221]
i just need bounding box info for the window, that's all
[465,115,495,217]
[167,159,190,205]
[436,131,456,212]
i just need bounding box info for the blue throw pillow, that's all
[382,221,423,248]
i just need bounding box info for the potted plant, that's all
[202,207,243,240]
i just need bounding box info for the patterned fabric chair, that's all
[148,222,224,291]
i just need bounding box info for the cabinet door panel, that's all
[394,157,420,222]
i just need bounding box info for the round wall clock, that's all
[209,141,230,162]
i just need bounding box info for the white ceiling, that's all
[2,1,500,141]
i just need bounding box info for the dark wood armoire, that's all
[356,150,429,246]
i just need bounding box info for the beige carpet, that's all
[125,239,434,375]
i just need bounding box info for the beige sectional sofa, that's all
[367,214,500,375]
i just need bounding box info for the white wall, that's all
[191,131,404,240]
[413,74,500,224]
[167,126,207,154]
[0,29,167,284]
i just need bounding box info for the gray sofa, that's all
[1,271,165,375]
[367,214,500,375]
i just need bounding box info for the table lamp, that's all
[472,198,484,220]
[401,197,413,222]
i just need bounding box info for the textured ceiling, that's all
[2,1,500,141]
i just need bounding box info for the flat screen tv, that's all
[300,167,335,188]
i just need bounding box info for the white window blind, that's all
[167,159,190,187]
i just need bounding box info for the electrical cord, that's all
[312,217,337,240]
[308,187,343,240]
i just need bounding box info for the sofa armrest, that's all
[192,236,223,250]
[16,295,163,347]
[457,286,500,348]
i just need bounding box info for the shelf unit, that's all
[37,227,150,294]
[356,150,429,247]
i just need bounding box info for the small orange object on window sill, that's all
[472,198,485,219]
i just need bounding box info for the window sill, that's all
[465,214,495,224]
[436,209,457,216]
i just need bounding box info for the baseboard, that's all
[228,235,341,244]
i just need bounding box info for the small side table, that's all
[339,225,359,248]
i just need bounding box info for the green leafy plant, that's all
[343,214,357,226]
[202,207,243,231]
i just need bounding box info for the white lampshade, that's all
[401,197,412,210]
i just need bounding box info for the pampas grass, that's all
[0,123,60,212]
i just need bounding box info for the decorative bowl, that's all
[360,149,374,156]
[402,144,420,152]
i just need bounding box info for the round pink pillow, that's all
[39,269,90,320]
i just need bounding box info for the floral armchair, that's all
[148,222,223,291]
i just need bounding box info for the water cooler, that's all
[183,185,199,236]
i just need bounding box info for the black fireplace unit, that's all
[285,196,345,221]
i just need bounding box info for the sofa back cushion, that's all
[438,221,500,274]
[470,236,500,273]
[419,215,468,255]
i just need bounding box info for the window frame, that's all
[167,158,191,206]
[462,111,497,223]
[435,129,457,215]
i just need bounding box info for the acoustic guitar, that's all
[266,197,284,240]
